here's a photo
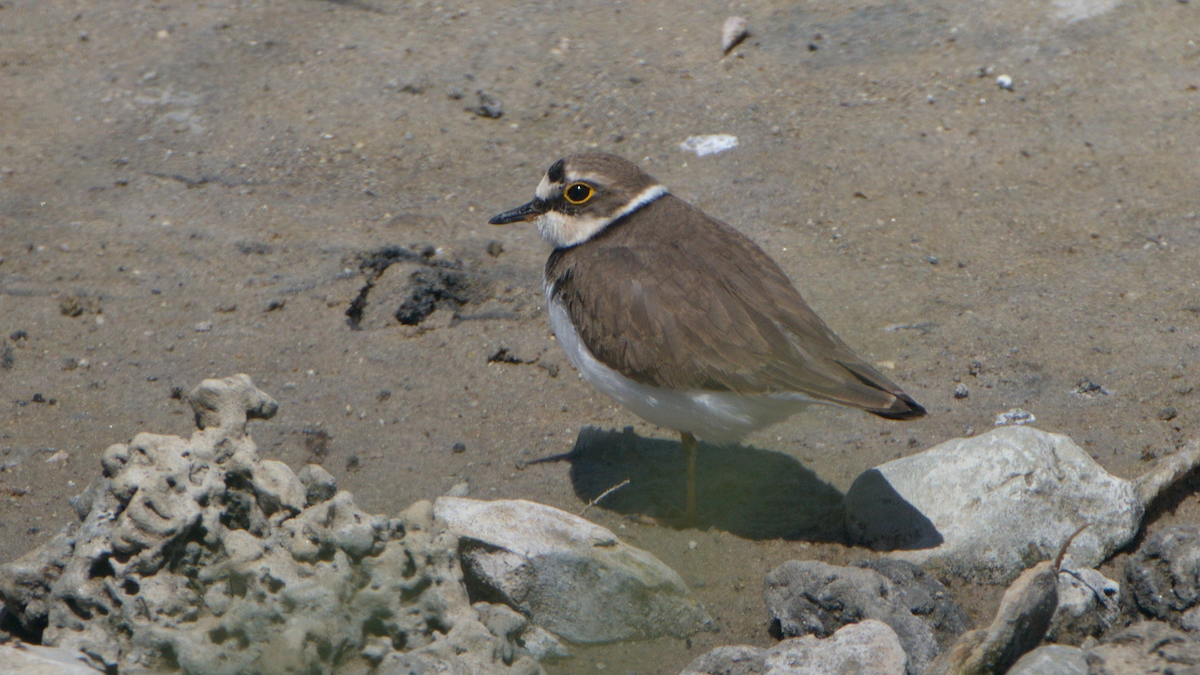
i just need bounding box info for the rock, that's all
[721,16,749,54]
[466,90,503,118]
[763,559,961,674]
[845,428,1200,583]
[251,459,307,516]
[296,464,337,506]
[186,373,278,434]
[1084,620,1200,673]
[854,559,970,649]
[1047,555,1120,644]
[925,560,1058,675]
[682,620,907,675]
[58,291,100,318]
[434,497,712,643]
[680,645,765,675]
[1013,621,1200,674]
[0,375,546,675]
[1007,644,1088,675]
[520,626,572,661]
[1125,525,1200,630]
[0,643,105,674]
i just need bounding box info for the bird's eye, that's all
[564,183,594,205]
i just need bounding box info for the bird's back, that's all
[545,194,924,419]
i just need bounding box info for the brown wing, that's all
[546,195,923,418]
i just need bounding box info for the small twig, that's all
[579,480,630,516]
[1055,524,1090,570]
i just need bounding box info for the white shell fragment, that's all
[722,16,749,54]
[680,134,739,157]
[997,74,1014,91]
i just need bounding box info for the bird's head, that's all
[489,153,667,248]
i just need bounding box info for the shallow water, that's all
[2,0,1199,673]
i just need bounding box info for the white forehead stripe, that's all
[534,184,668,249]
[535,175,556,201]
[564,171,608,185]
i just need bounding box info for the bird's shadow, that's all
[545,426,941,547]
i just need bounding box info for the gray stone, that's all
[434,496,712,643]
[764,560,953,675]
[1007,644,1088,675]
[1047,555,1120,644]
[1085,620,1200,673]
[854,558,970,650]
[764,621,907,674]
[681,621,906,675]
[519,626,572,661]
[296,464,337,506]
[680,645,765,675]
[926,560,1058,675]
[844,428,1200,583]
[1125,525,1200,630]
[0,375,546,675]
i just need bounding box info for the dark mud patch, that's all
[345,245,487,330]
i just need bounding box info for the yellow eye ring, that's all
[564,182,594,205]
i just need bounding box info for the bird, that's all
[489,153,925,524]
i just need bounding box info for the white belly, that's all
[547,295,815,444]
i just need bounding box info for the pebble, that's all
[680,134,739,157]
[721,16,749,55]
[953,383,969,399]
[994,408,1035,426]
[466,91,503,119]
[996,74,1014,91]
[194,321,213,332]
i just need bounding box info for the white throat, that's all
[535,184,667,249]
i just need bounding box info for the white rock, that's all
[520,626,572,660]
[721,16,749,54]
[1048,555,1120,643]
[764,621,907,674]
[1006,644,1088,675]
[0,643,105,675]
[1053,0,1123,22]
[682,621,906,675]
[252,459,307,515]
[681,645,765,675]
[434,497,712,643]
[680,135,738,157]
[994,408,1035,426]
[845,427,1200,582]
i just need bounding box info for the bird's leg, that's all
[682,431,697,525]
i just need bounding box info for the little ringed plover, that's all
[490,153,925,523]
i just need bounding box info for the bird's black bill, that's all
[489,199,547,225]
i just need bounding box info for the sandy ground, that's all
[2,0,1200,672]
